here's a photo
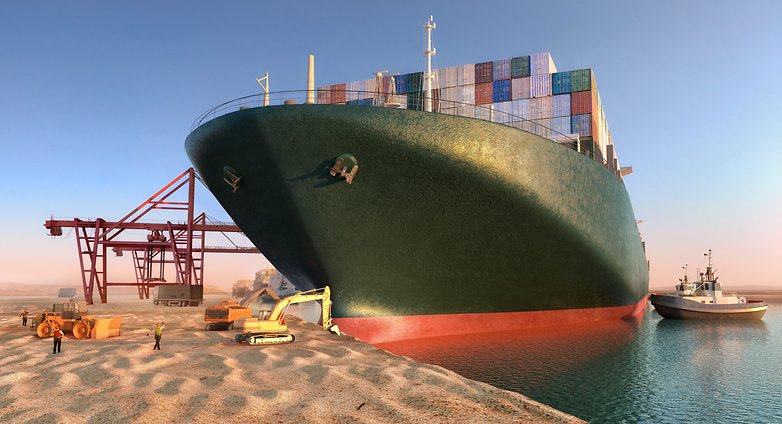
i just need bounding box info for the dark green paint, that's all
[186,105,648,319]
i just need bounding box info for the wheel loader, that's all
[30,301,122,340]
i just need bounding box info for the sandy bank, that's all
[0,296,583,423]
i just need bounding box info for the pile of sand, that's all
[0,296,582,423]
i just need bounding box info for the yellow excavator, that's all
[203,286,280,331]
[233,286,335,345]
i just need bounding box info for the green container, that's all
[511,56,530,78]
[580,136,595,159]
[407,72,424,93]
[407,91,424,111]
[570,69,592,92]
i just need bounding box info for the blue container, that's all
[552,71,571,95]
[571,113,593,137]
[394,74,410,94]
[550,116,571,135]
[492,79,511,103]
[346,98,374,106]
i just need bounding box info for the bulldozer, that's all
[203,286,280,331]
[30,301,122,340]
[234,286,336,346]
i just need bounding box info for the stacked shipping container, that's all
[315,52,616,170]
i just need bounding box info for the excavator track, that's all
[239,332,295,345]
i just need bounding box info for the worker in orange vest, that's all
[146,322,165,350]
[52,325,64,354]
[20,309,29,326]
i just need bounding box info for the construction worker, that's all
[52,325,64,354]
[20,309,29,326]
[147,322,165,350]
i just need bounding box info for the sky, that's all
[1,1,780,292]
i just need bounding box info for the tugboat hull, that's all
[650,294,768,320]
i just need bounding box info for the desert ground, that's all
[0,294,582,424]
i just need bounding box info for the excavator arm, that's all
[267,287,332,329]
[240,286,280,306]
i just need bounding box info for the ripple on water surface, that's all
[377,301,782,424]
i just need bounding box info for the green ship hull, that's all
[186,104,649,342]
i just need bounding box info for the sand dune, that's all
[0,296,582,423]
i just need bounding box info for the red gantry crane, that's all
[44,168,260,305]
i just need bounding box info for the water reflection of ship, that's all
[652,317,770,415]
[376,317,643,392]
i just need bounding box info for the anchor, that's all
[330,154,359,184]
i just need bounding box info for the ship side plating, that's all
[186,104,648,342]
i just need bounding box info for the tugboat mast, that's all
[424,15,436,112]
[704,249,714,281]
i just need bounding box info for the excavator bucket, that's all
[90,318,122,339]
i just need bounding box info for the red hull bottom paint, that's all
[334,295,649,344]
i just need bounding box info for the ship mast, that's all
[256,72,270,106]
[424,15,436,112]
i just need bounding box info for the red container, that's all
[475,61,493,84]
[331,83,347,103]
[475,82,493,105]
[317,87,332,104]
[570,90,596,115]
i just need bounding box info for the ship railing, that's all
[191,90,618,176]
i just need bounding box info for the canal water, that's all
[377,299,782,423]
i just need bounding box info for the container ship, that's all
[185,18,649,344]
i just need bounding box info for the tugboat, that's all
[650,250,768,320]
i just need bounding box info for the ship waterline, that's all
[186,104,649,343]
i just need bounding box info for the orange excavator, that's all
[203,286,280,331]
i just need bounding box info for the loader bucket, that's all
[90,318,122,339]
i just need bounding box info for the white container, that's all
[441,87,460,106]
[395,94,407,109]
[346,80,367,101]
[494,101,513,124]
[365,78,377,97]
[551,94,571,117]
[446,66,459,87]
[511,99,529,120]
[530,75,552,98]
[460,84,475,105]
[438,66,459,88]
[531,52,557,75]
[458,64,475,86]
[528,96,552,119]
[511,77,530,100]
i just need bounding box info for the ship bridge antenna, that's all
[256,72,270,106]
[703,249,715,281]
[424,15,436,112]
